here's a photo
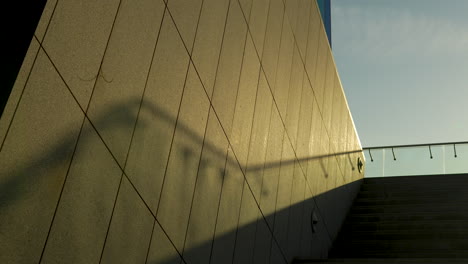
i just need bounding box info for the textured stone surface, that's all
[248,0,270,57]
[124,13,190,214]
[156,63,210,252]
[147,222,182,264]
[100,177,154,264]
[233,183,260,264]
[167,0,203,52]
[183,111,229,264]
[43,0,120,109]
[86,0,165,166]
[35,0,57,42]
[0,49,84,263]
[211,0,248,138]
[0,38,40,147]
[230,35,260,171]
[191,0,230,97]
[210,149,245,264]
[41,120,122,264]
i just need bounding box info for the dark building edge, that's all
[1,1,47,117]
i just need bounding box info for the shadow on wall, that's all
[147,180,364,264]
[0,96,363,263]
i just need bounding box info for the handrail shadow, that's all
[0,97,364,263]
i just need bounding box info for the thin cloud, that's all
[332,5,468,60]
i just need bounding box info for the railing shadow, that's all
[0,97,363,263]
[146,179,364,264]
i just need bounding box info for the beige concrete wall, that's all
[0,0,364,263]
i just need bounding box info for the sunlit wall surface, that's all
[0,0,363,263]
[364,144,468,177]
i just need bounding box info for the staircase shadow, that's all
[148,179,363,264]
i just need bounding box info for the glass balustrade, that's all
[362,142,468,177]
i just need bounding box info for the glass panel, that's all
[364,143,468,178]
[445,144,468,174]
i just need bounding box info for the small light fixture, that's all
[357,157,364,173]
[311,209,319,233]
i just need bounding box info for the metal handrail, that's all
[363,141,468,162]
[362,140,468,150]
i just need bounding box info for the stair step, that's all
[326,174,468,260]
[336,230,468,240]
[348,211,468,222]
[360,182,468,190]
[362,174,468,185]
[342,220,468,232]
[295,258,468,264]
[331,239,468,251]
[354,195,468,206]
[329,250,468,258]
[360,180,468,189]
[350,203,468,214]
[357,189,465,199]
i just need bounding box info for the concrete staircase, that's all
[296,173,468,263]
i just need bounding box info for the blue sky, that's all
[331,0,468,147]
